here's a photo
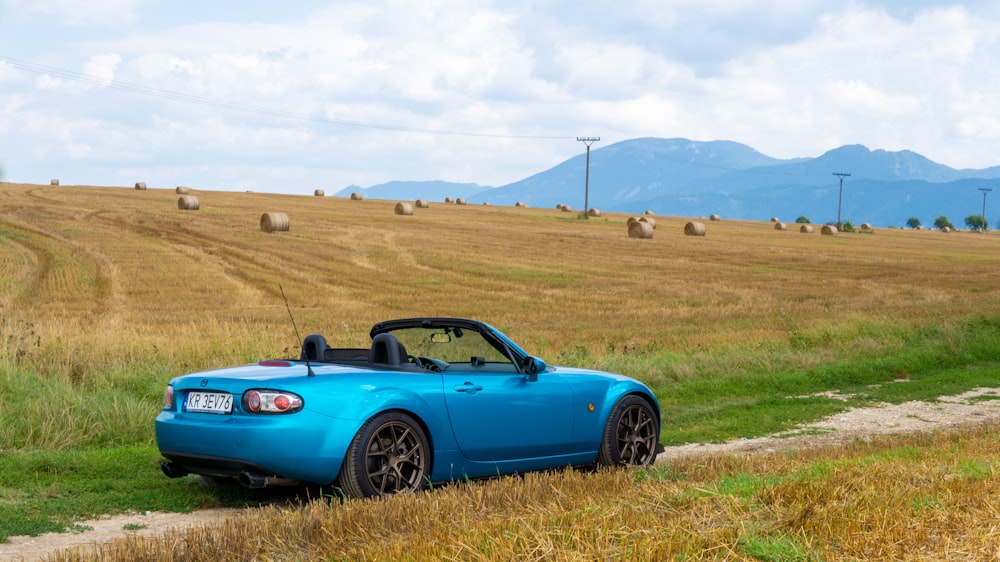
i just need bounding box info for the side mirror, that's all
[523,356,547,381]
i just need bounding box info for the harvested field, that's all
[0,182,998,359]
[2,181,1000,561]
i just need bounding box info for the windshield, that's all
[388,326,513,367]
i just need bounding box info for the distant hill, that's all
[339,138,1000,227]
[334,180,484,202]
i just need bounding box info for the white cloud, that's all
[83,53,121,87]
[3,1,1000,190]
[828,80,922,117]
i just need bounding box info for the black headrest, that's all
[371,333,403,366]
[301,334,328,362]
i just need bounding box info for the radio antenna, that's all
[279,284,315,377]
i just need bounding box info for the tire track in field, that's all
[0,221,53,305]
[0,230,36,307]
[24,186,69,206]
[339,226,430,272]
[77,211,268,306]
[88,211,353,309]
[0,215,123,317]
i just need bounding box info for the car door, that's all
[442,367,576,461]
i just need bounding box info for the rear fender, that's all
[320,387,459,466]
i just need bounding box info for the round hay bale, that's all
[314,189,325,197]
[260,212,290,233]
[628,221,654,239]
[515,201,526,207]
[639,216,656,229]
[941,226,951,233]
[395,202,414,215]
[175,186,190,194]
[861,223,872,231]
[134,182,147,190]
[770,217,779,223]
[684,221,706,236]
[556,204,564,210]
[709,214,721,221]
[588,208,602,217]
[482,202,491,206]
[821,225,838,236]
[350,192,363,200]
[177,195,200,210]
[50,179,59,186]
[415,199,429,208]
[561,205,573,212]
[643,210,655,216]
[456,198,467,205]
[445,197,454,203]
[774,222,787,231]
[799,224,814,234]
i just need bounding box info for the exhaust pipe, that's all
[238,471,268,488]
[161,462,189,479]
[237,471,300,489]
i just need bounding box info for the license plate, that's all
[185,391,233,414]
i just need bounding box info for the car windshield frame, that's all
[369,318,529,372]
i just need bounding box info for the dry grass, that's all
[1,181,999,372]
[3,182,1000,560]
[49,423,1000,561]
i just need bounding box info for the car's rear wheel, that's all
[597,395,659,467]
[340,411,430,498]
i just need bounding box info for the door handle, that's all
[454,382,483,393]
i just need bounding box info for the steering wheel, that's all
[407,354,425,368]
[415,356,448,372]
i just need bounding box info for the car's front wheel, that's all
[340,411,431,498]
[597,395,659,467]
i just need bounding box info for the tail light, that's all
[242,390,304,414]
[163,385,174,410]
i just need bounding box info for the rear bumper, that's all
[155,409,353,484]
[159,451,274,478]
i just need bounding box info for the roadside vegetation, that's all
[46,424,1000,561]
[1,182,999,558]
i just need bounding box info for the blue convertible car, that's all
[156,318,662,498]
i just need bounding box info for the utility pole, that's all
[833,172,851,230]
[980,187,993,232]
[577,137,600,218]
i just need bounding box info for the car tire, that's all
[597,395,659,467]
[339,411,431,498]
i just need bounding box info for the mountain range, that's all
[335,138,1000,228]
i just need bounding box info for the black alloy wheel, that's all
[597,395,659,467]
[340,411,430,498]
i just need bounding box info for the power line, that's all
[0,55,573,140]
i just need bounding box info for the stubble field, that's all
[1,181,1000,560]
[2,181,996,374]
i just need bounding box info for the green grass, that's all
[642,317,1000,444]
[2,316,998,542]
[0,447,300,541]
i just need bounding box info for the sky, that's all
[2,0,1000,194]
